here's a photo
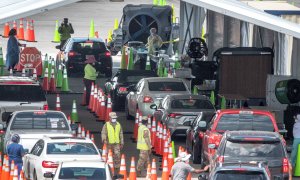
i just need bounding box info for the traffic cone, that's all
[99,94,106,121]
[120,47,127,69]
[67,116,71,125]
[151,117,156,148]
[0,152,2,176]
[25,19,30,41]
[119,154,127,180]
[89,19,95,38]
[132,110,139,141]
[81,126,86,137]
[193,85,198,95]
[32,68,37,80]
[163,67,168,77]
[91,85,98,113]
[12,165,18,180]
[221,96,226,109]
[160,125,167,156]
[294,144,300,176]
[56,64,63,88]
[42,54,48,78]
[88,83,94,110]
[9,69,13,76]
[105,95,112,122]
[172,4,176,23]
[21,68,26,77]
[161,157,169,180]
[107,29,113,42]
[146,163,151,180]
[107,149,114,175]
[9,160,15,180]
[95,31,99,38]
[61,68,69,92]
[56,94,61,111]
[147,115,152,130]
[77,124,82,137]
[18,19,25,40]
[91,134,95,143]
[95,89,102,117]
[71,100,79,123]
[52,20,60,43]
[20,170,25,180]
[173,50,181,69]
[13,20,17,32]
[172,141,176,158]
[86,130,90,139]
[49,68,57,93]
[27,20,36,42]
[47,59,52,80]
[102,144,107,162]
[129,157,137,180]
[168,143,174,173]
[151,159,157,180]
[3,156,9,180]
[0,47,4,76]
[42,68,49,91]
[127,47,134,70]
[210,90,215,106]
[92,87,99,113]
[81,87,87,106]
[168,69,173,78]
[154,122,160,154]
[146,55,151,70]
[153,0,158,5]
[3,22,10,38]
[114,18,119,30]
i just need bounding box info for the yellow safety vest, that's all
[107,122,121,144]
[137,125,151,150]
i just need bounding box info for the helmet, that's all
[11,134,20,143]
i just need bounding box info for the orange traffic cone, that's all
[168,143,174,172]
[1,155,6,180]
[161,157,169,180]
[49,68,56,93]
[162,141,169,166]
[4,156,9,180]
[147,115,152,129]
[9,160,15,180]
[42,68,49,91]
[56,94,61,111]
[107,149,114,175]
[158,124,163,155]
[91,134,95,143]
[12,165,18,180]
[91,86,98,113]
[160,125,166,155]
[99,94,106,121]
[3,22,10,37]
[151,159,157,180]
[18,19,25,40]
[86,130,90,139]
[25,19,30,41]
[105,95,112,122]
[33,68,37,80]
[129,157,137,180]
[102,144,107,162]
[88,83,94,110]
[0,152,2,176]
[133,110,139,141]
[81,87,87,105]
[154,122,160,154]
[27,20,36,42]
[151,117,156,148]
[81,127,86,137]
[20,170,25,180]
[119,154,127,180]
[146,163,151,180]
[77,124,82,138]
[92,89,99,114]
[95,89,102,117]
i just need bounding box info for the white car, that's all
[2,110,76,153]
[44,160,116,180]
[24,136,102,180]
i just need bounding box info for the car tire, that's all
[125,101,133,120]
[33,170,38,180]
[192,141,201,164]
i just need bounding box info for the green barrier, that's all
[172,141,176,158]
[295,144,300,176]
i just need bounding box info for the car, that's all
[185,111,215,164]
[200,109,281,167]
[56,37,113,77]
[211,131,291,180]
[24,136,102,180]
[125,77,191,119]
[2,110,76,153]
[0,76,47,120]
[44,160,124,180]
[104,69,157,110]
[151,94,215,138]
[199,162,271,180]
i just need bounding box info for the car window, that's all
[31,140,44,156]
[171,99,214,109]
[161,98,168,109]
[11,112,69,130]
[73,42,106,53]
[46,142,98,155]
[208,114,217,130]
[0,85,46,101]
[59,167,106,179]
[148,82,187,91]
[215,171,267,180]
[197,114,214,128]
[224,140,284,158]
[137,80,144,94]
[216,114,274,132]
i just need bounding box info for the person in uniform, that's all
[101,112,124,175]
[7,134,25,175]
[147,28,163,71]
[83,56,98,106]
[136,116,152,177]
[58,18,74,48]
[292,113,300,168]
[6,29,22,71]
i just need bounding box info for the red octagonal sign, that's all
[17,47,43,76]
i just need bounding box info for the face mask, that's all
[111,118,116,123]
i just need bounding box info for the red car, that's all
[199,109,281,166]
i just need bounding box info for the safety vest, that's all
[107,122,121,144]
[137,125,151,150]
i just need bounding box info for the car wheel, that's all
[33,170,38,180]
[125,101,133,120]
[192,141,201,164]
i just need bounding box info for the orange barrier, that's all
[129,157,137,180]
[119,154,127,180]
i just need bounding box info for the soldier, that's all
[101,112,124,175]
[58,18,74,48]
[136,116,152,177]
[147,28,163,71]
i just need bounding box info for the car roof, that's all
[61,160,106,168]
[0,76,39,85]
[167,94,209,100]
[224,131,281,140]
[144,77,184,82]
[13,110,65,114]
[69,37,105,43]
[217,109,273,115]
[43,136,93,143]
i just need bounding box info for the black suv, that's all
[199,162,271,180]
[211,131,290,180]
[56,38,112,77]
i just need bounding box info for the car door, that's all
[25,140,44,179]
[154,98,167,123]
[128,80,144,116]
[160,98,170,124]
[187,116,199,149]
[202,114,217,164]
[127,80,140,115]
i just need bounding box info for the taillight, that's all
[68,51,77,57]
[282,158,289,173]
[118,87,128,94]
[43,105,49,110]
[143,96,153,103]
[217,156,224,163]
[168,113,182,118]
[42,161,58,168]
[212,133,222,146]
[105,51,111,57]
[199,132,204,139]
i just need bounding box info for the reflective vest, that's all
[107,122,121,144]
[137,125,151,150]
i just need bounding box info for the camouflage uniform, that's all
[137,126,152,172]
[101,122,124,169]
[147,34,163,55]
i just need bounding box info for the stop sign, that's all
[17,47,43,76]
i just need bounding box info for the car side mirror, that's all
[183,121,191,126]
[198,121,207,131]
[198,173,208,180]
[208,144,217,149]
[55,45,61,50]
[44,172,54,178]
[150,104,157,110]
[70,124,78,131]
[113,174,124,180]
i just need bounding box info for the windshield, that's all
[216,114,274,132]
[11,112,69,130]
[59,167,106,179]
[73,42,106,53]
[47,142,98,155]
[171,99,214,109]
[215,171,267,180]
[148,82,187,91]
[0,85,46,101]
[224,141,284,158]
